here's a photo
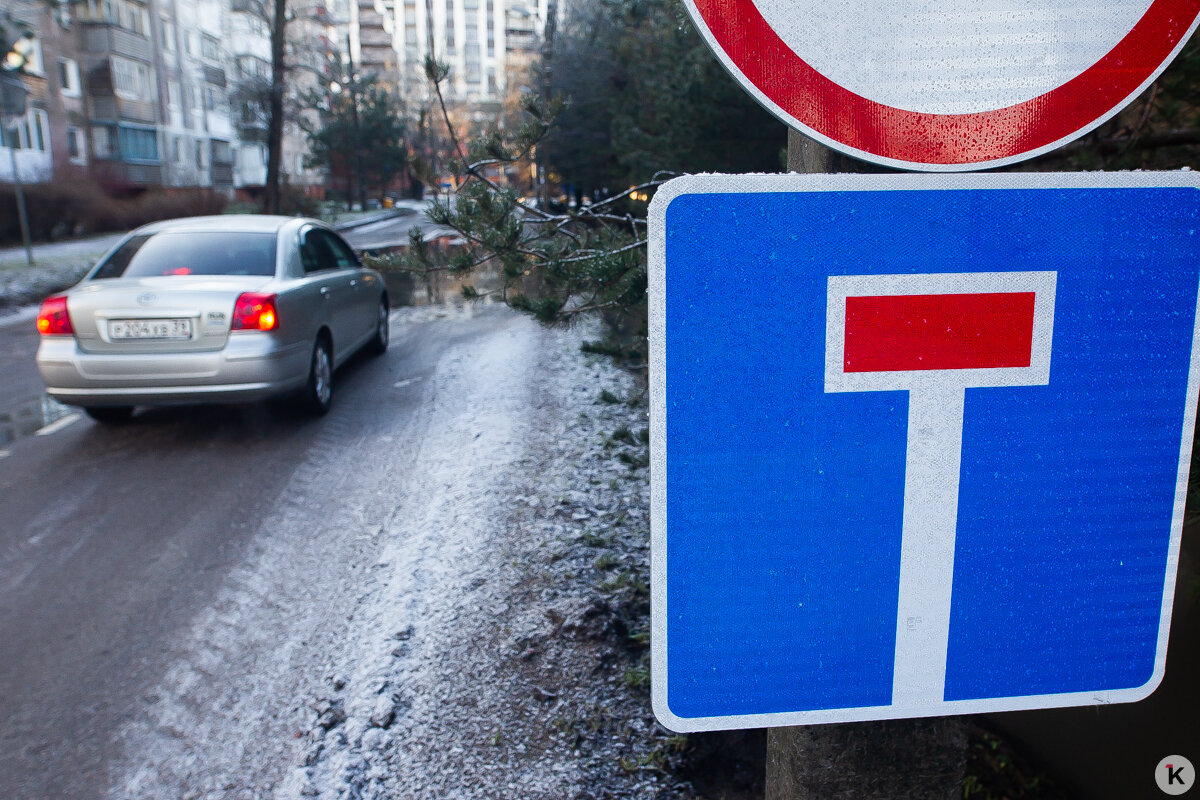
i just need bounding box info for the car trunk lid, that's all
[68,276,274,354]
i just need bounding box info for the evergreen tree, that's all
[544,0,786,199]
[299,66,409,206]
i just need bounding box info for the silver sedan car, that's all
[36,215,389,422]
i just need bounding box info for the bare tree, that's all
[263,0,287,213]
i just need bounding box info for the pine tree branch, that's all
[553,238,647,265]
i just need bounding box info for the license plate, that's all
[109,318,193,340]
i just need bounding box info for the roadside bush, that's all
[276,183,324,217]
[0,177,228,246]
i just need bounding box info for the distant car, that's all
[35,215,389,422]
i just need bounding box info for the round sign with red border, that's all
[684,0,1200,170]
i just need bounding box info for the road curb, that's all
[331,209,410,232]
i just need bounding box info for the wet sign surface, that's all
[648,173,1200,730]
[682,0,1200,169]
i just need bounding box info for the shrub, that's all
[0,176,229,246]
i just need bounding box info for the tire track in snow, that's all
[105,306,535,800]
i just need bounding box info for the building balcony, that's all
[203,65,227,89]
[88,94,158,125]
[238,119,269,141]
[83,22,152,61]
[360,44,393,63]
[91,159,163,188]
[358,29,392,47]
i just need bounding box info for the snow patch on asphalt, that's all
[104,304,674,799]
[278,315,557,799]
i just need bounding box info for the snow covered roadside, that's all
[282,314,669,800]
[103,305,695,799]
[0,233,122,312]
[0,261,91,312]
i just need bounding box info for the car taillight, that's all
[37,295,74,335]
[231,292,278,331]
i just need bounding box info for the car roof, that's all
[131,215,328,236]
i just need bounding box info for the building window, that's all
[212,140,231,164]
[58,58,82,97]
[161,18,175,52]
[201,35,221,62]
[9,109,52,152]
[118,126,159,161]
[167,80,181,108]
[112,56,153,101]
[119,0,149,34]
[203,85,225,112]
[66,127,87,164]
[196,138,206,170]
[80,0,149,34]
[236,56,269,81]
[92,126,116,158]
[5,109,51,151]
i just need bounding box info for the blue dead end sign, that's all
[648,172,1200,731]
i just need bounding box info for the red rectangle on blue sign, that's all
[844,292,1037,372]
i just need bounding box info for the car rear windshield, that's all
[92,231,278,279]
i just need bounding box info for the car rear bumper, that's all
[36,332,309,407]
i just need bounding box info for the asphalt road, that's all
[0,303,524,799]
[339,207,455,253]
[0,309,67,450]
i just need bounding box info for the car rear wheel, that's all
[302,337,333,416]
[84,406,134,423]
[366,297,389,356]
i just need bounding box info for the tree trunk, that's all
[264,0,287,214]
[765,128,970,800]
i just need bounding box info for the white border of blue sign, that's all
[649,171,1200,732]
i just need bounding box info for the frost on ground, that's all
[0,262,91,312]
[105,304,722,800]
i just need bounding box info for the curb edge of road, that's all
[0,306,40,329]
[331,209,413,232]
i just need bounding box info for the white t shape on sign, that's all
[825,271,1057,710]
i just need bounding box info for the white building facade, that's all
[351,0,551,106]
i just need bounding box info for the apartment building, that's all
[1,0,320,196]
[1,0,81,185]
[3,0,551,197]
[382,0,552,109]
